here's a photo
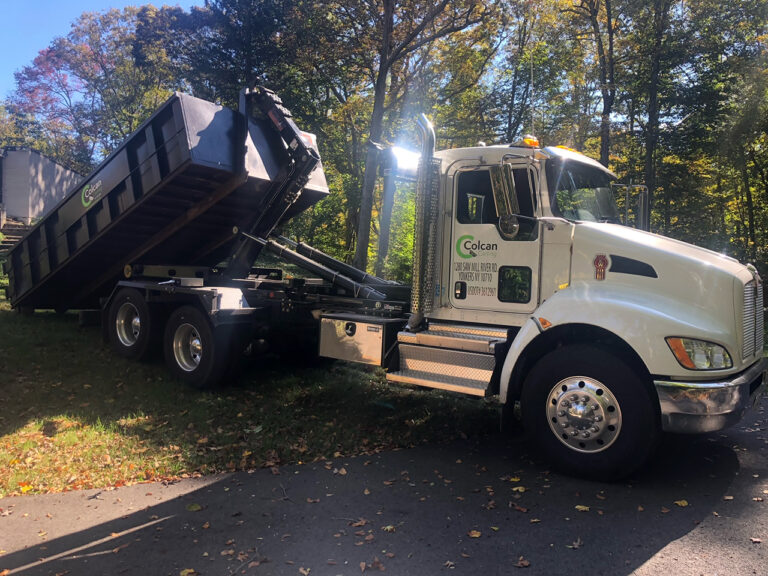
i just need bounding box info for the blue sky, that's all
[0,1,201,100]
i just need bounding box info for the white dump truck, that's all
[6,88,765,479]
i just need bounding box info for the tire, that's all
[107,288,156,360]
[520,344,659,480]
[163,305,233,389]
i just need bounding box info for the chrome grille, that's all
[743,280,763,359]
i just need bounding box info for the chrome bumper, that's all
[654,357,767,433]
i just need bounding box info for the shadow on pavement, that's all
[0,428,744,576]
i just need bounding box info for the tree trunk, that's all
[644,0,670,211]
[353,70,389,270]
[581,0,615,166]
[741,146,757,260]
[353,0,393,271]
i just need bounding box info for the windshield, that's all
[547,159,621,223]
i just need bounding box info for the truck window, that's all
[498,266,532,303]
[456,170,497,224]
[547,159,620,223]
[510,167,538,241]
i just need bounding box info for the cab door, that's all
[449,162,541,314]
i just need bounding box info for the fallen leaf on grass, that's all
[515,556,531,568]
[674,500,689,507]
[468,530,482,538]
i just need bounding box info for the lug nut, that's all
[582,396,590,403]
[570,430,579,437]
[594,415,602,422]
[570,394,578,402]
[590,426,599,433]
[582,431,591,438]
[558,410,566,417]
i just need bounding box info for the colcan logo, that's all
[81,180,103,208]
[456,235,498,259]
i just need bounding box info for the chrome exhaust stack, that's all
[406,114,440,332]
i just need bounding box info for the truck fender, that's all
[499,317,542,403]
[498,284,736,403]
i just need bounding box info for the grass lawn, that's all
[0,261,498,497]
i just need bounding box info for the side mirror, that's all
[499,214,520,240]
[633,185,650,232]
[612,183,650,231]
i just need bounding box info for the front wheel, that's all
[163,305,233,389]
[521,344,659,480]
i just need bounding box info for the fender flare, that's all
[498,284,735,403]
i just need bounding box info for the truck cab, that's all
[382,135,766,478]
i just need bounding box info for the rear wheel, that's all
[163,305,233,389]
[521,344,659,480]
[108,288,156,360]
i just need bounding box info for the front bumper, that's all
[654,357,767,433]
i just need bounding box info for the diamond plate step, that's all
[386,370,487,396]
[397,323,509,354]
[386,343,496,396]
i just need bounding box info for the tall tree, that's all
[568,0,618,166]
[348,0,488,270]
[12,7,183,170]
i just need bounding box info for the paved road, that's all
[1,397,767,576]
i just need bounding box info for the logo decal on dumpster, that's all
[81,180,103,208]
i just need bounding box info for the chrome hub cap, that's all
[115,302,141,347]
[173,323,202,372]
[546,376,622,453]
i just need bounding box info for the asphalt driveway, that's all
[1,397,767,576]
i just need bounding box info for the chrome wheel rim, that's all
[115,302,141,347]
[173,322,202,372]
[546,376,622,453]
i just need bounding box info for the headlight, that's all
[666,337,733,370]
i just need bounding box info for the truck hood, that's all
[573,222,749,279]
[569,222,756,363]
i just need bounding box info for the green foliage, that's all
[5,0,768,276]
